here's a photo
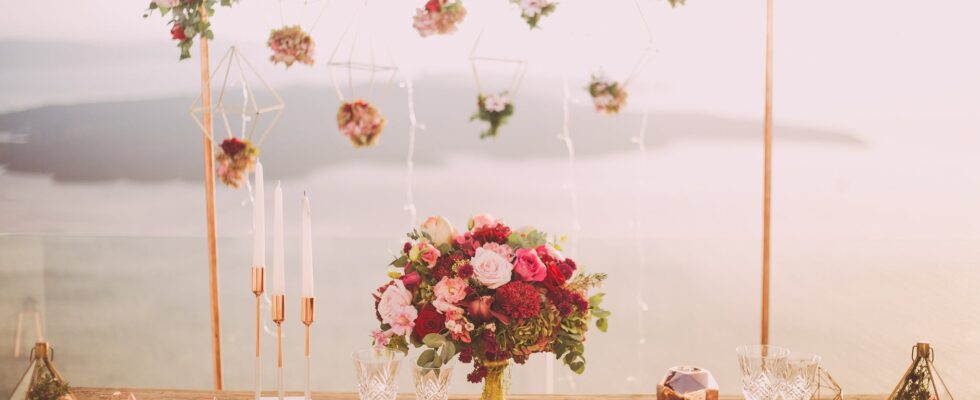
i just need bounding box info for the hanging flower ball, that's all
[337,100,386,148]
[511,0,557,29]
[587,75,628,115]
[215,137,259,189]
[413,0,468,37]
[268,25,315,67]
[470,92,514,139]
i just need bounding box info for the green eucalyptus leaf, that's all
[597,318,608,332]
[441,341,456,364]
[423,333,445,348]
[417,349,436,367]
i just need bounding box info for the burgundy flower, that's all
[171,23,187,40]
[467,296,493,321]
[411,304,445,342]
[403,242,413,254]
[466,363,488,383]
[401,271,421,290]
[220,137,247,157]
[493,281,541,320]
[456,262,474,279]
[458,346,474,363]
[432,251,464,281]
[471,224,512,245]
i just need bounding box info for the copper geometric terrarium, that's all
[9,342,74,400]
[888,342,953,400]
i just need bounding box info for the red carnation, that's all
[493,281,541,320]
[425,0,442,13]
[220,137,247,157]
[472,224,512,245]
[171,23,187,40]
[411,304,445,342]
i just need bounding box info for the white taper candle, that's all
[272,182,285,295]
[301,192,314,298]
[252,161,265,268]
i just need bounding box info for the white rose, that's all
[420,216,456,247]
[154,0,180,7]
[377,281,413,324]
[471,247,513,289]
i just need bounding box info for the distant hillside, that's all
[0,79,862,182]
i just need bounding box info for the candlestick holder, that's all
[252,266,265,400]
[301,297,315,400]
[272,294,285,400]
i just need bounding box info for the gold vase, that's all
[480,360,510,400]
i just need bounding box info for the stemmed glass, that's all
[779,352,821,400]
[352,349,405,400]
[736,345,790,400]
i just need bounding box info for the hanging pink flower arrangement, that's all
[337,100,386,148]
[215,137,259,189]
[268,25,315,67]
[587,74,628,115]
[511,0,557,29]
[471,92,514,139]
[413,0,468,37]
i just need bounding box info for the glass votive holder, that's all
[352,349,405,400]
[412,361,455,400]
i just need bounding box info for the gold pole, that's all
[198,2,223,390]
[761,0,774,346]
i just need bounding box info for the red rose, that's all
[171,23,187,40]
[545,263,566,286]
[425,0,441,13]
[411,304,445,342]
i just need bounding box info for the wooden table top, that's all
[72,388,886,400]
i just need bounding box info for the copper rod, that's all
[198,2,223,390]
[761,0,774,346]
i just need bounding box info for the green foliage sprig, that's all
[28,369,70,400]
[143,0,237,60]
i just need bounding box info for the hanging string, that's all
[623,0,656,88]
[631,110,651,386]
[306,0,332,34]
[559,78,580,258]
[401,79,422,229]
[278,0,285,26]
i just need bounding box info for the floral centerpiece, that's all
[268,25,315,67]
[511,0,557,29]
[337,100,386,148]
[587,74,628,115]
[371,215,610,400]
[215,137,258,189]
[413,0,468,37]
[470,93,514,139]
[144,0,237,60]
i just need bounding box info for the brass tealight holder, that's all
[272,293,285,400]
[301,297,315,400]
[251,266,265,400]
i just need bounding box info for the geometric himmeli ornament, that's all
[468,31,527,138]
[191,46,285,147]
[888,342,954,400]
[325,5,398,148]
[191,46,284,188]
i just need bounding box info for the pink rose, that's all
[401,271,421,289]
[470,246,513,289]
[513,248,546,282]
[432,276,468,313]
[482,242,514,261]
[420,216,456,246]
[416,241,441,267]
[468,213,498,231]
[377,280,412,324]
[386,304,418,337]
